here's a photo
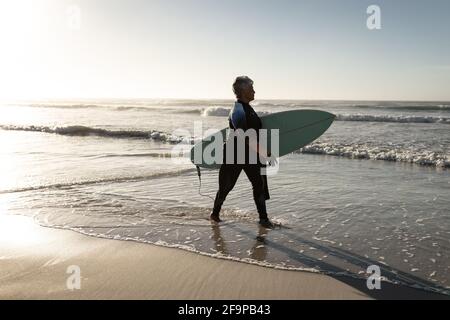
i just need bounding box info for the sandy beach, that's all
[0,214,447,300]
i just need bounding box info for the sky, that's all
[0,0,449,101]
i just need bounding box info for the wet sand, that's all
[0,215,445,300]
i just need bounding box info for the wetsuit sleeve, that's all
[230,103,247,130]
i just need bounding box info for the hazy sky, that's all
[0,0,449,101]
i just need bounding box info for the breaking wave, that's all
[0,124,190,144]
[1,125,448,168]
[198,109,449,124]
[336,114,450,124]
[299,142,450,168]
[201,107,230,117]
[351,104,450,112]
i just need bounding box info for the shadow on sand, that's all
[210,223,449,300]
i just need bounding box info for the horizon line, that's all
[1,97,450,103]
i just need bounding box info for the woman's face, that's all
[240,84,255,102]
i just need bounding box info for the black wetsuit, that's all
[211,100,270,220]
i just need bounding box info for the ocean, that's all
[0,99,449,295]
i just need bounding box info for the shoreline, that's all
[0,215,447,300]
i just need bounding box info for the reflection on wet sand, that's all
[210,223,270,262]
[210,224,227,255]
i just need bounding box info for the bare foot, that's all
[210,214,222,223]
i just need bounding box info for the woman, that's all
[210,76,275,229]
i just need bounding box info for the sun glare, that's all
[0,1,53,101]
[0,214,42,247]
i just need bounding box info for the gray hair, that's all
[232,76,254,98]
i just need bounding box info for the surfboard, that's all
[191,109,335,169]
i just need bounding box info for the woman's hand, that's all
[262,152,278,167]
